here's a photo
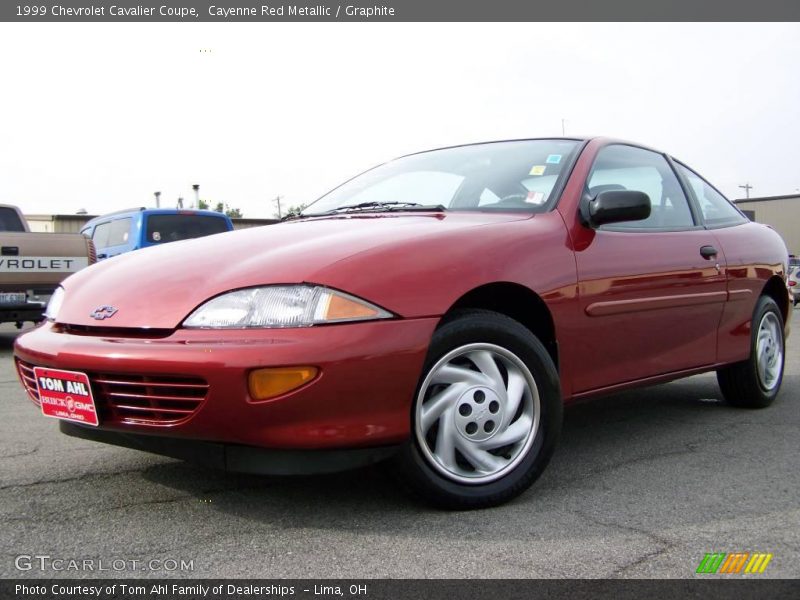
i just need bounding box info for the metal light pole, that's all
[154,191,161,208]
[738,183,753,199]
[192,184,200,207]
[274,195,284,219]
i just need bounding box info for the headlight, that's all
[182,285,393,329]
[44,287,65,321]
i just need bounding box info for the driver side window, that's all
[588,145,695,230]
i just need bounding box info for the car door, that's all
[569,144,728,393]
[673,160,779,366]
[92,217,133,260]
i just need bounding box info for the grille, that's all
[16,360,40,405]
[16,360,208,425]
[56,324,173,338]
[93,373,208,424]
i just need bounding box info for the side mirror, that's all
[583,190,651,228]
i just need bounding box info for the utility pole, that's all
[561,119,566,136]
[273,195,284,219]
[738,183,753,199]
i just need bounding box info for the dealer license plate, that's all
[33,367,99,427]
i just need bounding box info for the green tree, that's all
[283,204,308,219]
[195,199,240,217]
[207,201,244,218]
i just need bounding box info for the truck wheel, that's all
[717,296,784,409]
[394,310,562,509]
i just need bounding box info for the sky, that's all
[1,22,798,218]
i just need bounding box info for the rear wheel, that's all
[394,310,562,509]
[717,296,785,408]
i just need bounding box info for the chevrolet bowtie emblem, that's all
[89,305,118,320]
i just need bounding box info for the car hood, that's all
[56,212,532,328]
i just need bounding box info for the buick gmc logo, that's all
[89,305,118,320]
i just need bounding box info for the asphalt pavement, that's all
[1,315,798,579]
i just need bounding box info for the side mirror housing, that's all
[582,190,651,228]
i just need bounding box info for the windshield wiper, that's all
[300,201,447,218]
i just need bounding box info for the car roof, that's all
[83,208,230,227]
[395,136,672,162]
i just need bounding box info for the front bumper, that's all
[14,318,438,450]
[59,421,400,475]
[0,300,46,324]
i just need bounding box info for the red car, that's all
[14,138,789,509]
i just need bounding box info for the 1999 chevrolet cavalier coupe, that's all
[14,138,789,508]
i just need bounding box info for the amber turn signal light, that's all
[322,293,383,320]
[248,366,319,400]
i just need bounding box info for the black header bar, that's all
[3,0,800,22]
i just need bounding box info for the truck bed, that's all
[0,231,95,324]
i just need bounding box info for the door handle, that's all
[700,246,718,260]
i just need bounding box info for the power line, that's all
[738,183,753,199]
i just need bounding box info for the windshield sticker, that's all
[152,231,161,241]
[526,191,546,205]
[546,154,562,164]
[529,165,546,176]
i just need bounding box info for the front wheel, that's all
[717,296,785,408]
[394,310,562,509]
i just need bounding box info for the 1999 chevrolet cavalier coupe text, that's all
[14,138,789,508]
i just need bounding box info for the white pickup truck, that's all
[0,204,95,326]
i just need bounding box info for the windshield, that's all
[145,214,230,244]
[303,140,581,216]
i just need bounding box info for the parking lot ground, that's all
[1,316,798,579]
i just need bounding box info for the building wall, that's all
[735,195,800,254]
[25,215,92,234]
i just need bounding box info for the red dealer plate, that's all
[33,367,99,427]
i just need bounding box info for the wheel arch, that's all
[444,282,559,370]
[761,275,790,324]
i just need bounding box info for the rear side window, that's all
[0,207,25,232]
[92,218,132,248]
[145,215,229,244]
[588,145,695,230]
[675,163,747,228]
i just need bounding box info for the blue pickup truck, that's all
[80,208,234,260]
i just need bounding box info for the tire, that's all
[394,309,562,509]
[717,296,785,409]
